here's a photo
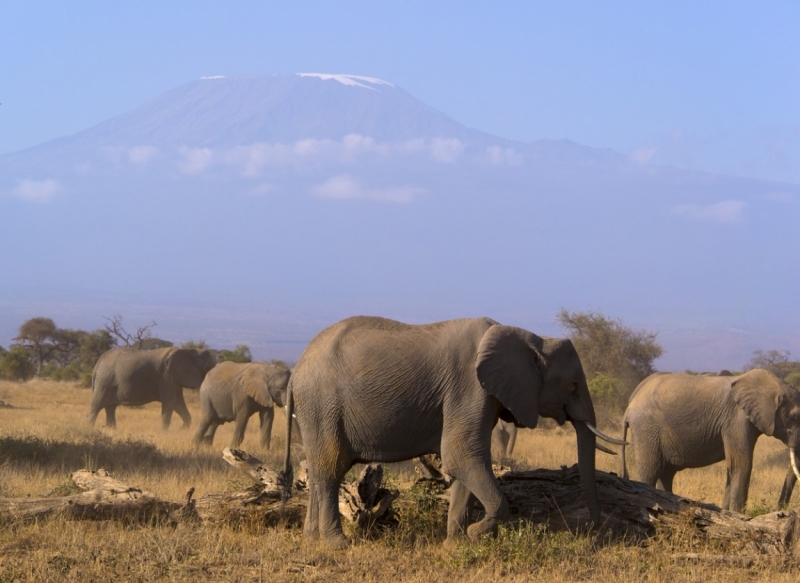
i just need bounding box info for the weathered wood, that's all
[0,469,181,524]
[494,465,800,556]
[222,449,397,530]
[338,464,399,529]
[2,458,798,557]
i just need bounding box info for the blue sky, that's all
[2,1,799,182]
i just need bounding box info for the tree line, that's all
[0,316,255,386]
[2,311,797,412]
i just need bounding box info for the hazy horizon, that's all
[2,3,799,373]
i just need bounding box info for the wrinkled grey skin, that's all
[284,316,602,549]
[491,419,517,457]
[621,369,800,512]
[194,361,292,449]
[88,347,216,430]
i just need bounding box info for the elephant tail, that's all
[620,417,629,480]
[278,382,294,504]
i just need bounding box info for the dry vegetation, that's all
[1,379,799,582]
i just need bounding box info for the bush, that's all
[0,345,36,381]
[557,309,663,411]
[218,345,252,364]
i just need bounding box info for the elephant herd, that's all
[86,316,800,549]
[88,346,294,448]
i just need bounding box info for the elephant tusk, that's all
[791,448,800,482]
[585,422,629,445]
[595,442,617,456]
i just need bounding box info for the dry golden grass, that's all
[0,379,798,582]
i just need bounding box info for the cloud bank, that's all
[12,179,60,203]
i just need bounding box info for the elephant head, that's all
[731,368,800,482]
[475,325,624,524]
[165,348,216,389]
[242,363,292,408]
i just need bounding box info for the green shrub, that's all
[0,345,35,381]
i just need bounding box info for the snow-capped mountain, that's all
[1,74,798,370]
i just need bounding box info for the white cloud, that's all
[128,145,159,164]
[630,147,657,164]
[312,174,424,203]
[227,143,292,176]
[486,145,522,166]
[430,138,464,163]
[12,179,60,203]
[178,147,213,174]
[672,200,747,223]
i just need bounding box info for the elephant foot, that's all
[321,533,350,550]
[467,517,500,541]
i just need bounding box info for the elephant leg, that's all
[724,432,756,512]
[304,471,321,540]
[230,410,252,448]
[259,407,275,449]
[160,406,174,431]
[87,406,100,426]
[722,469,732,509]
[105,406,117,429]
[203,421,220,445]
[778,466,797,509]
[727,457,753,513]
[194,416,214,446]
[173,390,192,429]
[657,468,677,493]
[445,479,475,545]
[443,458,508,542]
[505,425,517,456]
[318,476,349,549]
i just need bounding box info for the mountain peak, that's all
[297,73,394,90]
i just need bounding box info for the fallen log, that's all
[496,466,800,556]
[219,448,398,530]
[0,469,181,524]
[2,457,798,558]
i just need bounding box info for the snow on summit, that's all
[298,73,394,90]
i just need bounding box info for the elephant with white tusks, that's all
[621,369,800,512]
[280,316,626,549]
[88,347,216,430]
[194,361,297,449]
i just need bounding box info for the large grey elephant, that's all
[88,347,216,430]
[194,361,292,449]
[621,369,800,512]
[282,316,624,549]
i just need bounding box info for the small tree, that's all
[556,309,663,410]
[745,350,800,380]
[181,340,209,350]
[14,317,78,375]
[218,345,252,364]
[103,315,157,349]
[0,345,36,381]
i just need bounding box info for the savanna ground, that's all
[0,379,798,582]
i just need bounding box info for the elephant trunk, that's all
[573,420,601,526]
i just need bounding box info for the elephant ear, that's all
[240,365,275,408]
[165,348,205,389]
[731,369,785,436]
[475,325,543,429]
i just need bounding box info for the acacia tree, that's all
[14,317,76,375]
[745,349,800,385]
[556,309,663,409]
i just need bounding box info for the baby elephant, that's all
[621,369,800,512]
[194,361,291,449]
